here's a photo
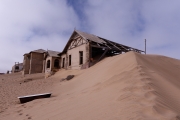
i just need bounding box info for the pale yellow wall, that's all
[66,43,88,69]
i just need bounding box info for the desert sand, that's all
[0,51,180,120]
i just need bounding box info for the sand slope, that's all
[0,51,180,120]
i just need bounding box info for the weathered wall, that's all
[45,56,61,72]
[45,56,52,73]
[22,55,30,75]
[29,52,44,74]
[61,54,66,69]
[66,43,89,69]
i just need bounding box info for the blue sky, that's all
[0,0,180,72]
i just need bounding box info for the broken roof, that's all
[61,30,144,54]
[75,30,106,44]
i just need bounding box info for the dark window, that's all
[62,58,65,68]
[79,51,83,65]
[47,60,50,68]
[69,55,71,66]
[15,66,19,70]
[54,59,59,68]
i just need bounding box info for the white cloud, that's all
[0,0,79,72]
[84,0,180,58]
[1,0,180,72]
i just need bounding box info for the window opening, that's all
[15,66,19,70]
[69,55,71,66]
[54,59,59,68]
[79,51,83,65]
[62,58,65,68]
[47,60,50,68]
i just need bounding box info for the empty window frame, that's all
[79,51,83,65]
[69,55,71,66]
[47,60,50,68]
[54,59,59,68]
[62,58,65,68]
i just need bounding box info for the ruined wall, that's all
[22,55,30,75]
[66,43,88,69]
[29,52,44,74]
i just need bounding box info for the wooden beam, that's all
[90,44,106,49]
[97,49,109,62]
[106,41,122,51]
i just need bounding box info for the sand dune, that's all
[0,51,180,120]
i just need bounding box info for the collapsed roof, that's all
[61,30,144,54]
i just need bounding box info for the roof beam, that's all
[106,40,122,51]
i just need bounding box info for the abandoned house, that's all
[12,62,23,73]
[45,50,61,73]
[22,30,144,75]
[23,49,61,75]
[59,30,144,70]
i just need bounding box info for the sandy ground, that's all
[0,51,180,120]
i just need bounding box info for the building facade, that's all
[45,50,61,73]
[22,30,144,75]
[59,30,144,70]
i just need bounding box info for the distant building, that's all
[12,62,23,73]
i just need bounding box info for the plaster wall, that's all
[66,43,89,69]
[45,56,60,72]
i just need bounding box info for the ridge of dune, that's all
[0,51,180,120]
